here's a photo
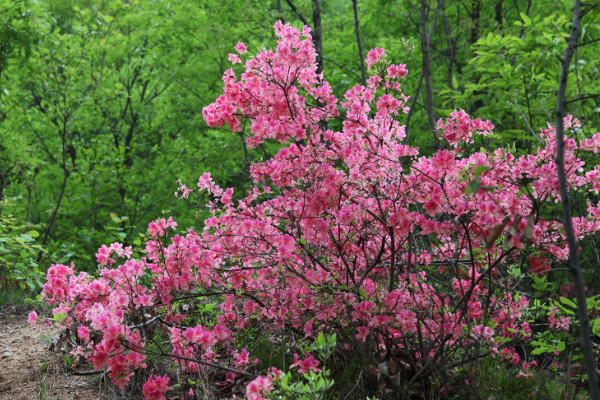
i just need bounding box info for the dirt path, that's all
[0,306,102,400]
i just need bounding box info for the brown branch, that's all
[323,57,361,80]
[284,0,310,27]
[352,0,367,86]
[420,0,441,149]
[582,0,600,17]
[439,0,456,109]
[311,0,324,75]
[566,93,600,104]
[576,37,600,47]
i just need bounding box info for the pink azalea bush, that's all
[40,22,600,398]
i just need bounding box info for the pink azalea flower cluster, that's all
[142,375,170,400]
[39,22,600,398]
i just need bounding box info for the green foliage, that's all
[268,333,336,400]
[3,1,600,396]
[471,357,589,400]
[0,0,276,269]
[531,294,600,360]
[0,213,45,294]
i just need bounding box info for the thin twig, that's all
[284,0,310,26]
[323,57,361,80]
[565,93,600,104]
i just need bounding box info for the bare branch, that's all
[419,0,441,148]
[323,57,361,80]
[576,37,600,47]
[582,0,600,17]
[352,0,367,86]
[284,0,310,27]
[566,93,600,104]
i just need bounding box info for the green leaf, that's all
[26,277,36,290]
[473,165,489,178]
[531,347,548,355]
[465,178,482,195]
[559,297,577,309]
[520,12,532,26]
[26,230,39,238]
[452,74,459,89]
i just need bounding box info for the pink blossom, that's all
[235,42,247,54]
[387,63,408,79]
[234,348,250,366]
[77,325,91,342]
[142,375,170,400]
[27,311,37,327]
[228,53,242,64]
[37,20,600,395]
[471,325,494,341]
[356,326,369,342]
[290,353,320,374]
[366,47,386,69]
[246,375,273,400]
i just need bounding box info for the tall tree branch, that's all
[323,57,361,80]
[311,0,324,75]
[352,0,367,86]
[284,0,309,26]
[420,0,441,149]
[555,1,600,398]
[439,0,456,109]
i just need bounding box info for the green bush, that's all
[0,213,46,300]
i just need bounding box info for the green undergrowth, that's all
[469,357,589,400]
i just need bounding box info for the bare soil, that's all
[0,305,103,400]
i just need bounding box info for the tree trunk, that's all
[439,0,456,109]
[555,0,600,398]
[470,0,481,45]
[352,0,367,86]
[420,0,439,149]
[312,0,324,76]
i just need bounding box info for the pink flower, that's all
[213,324,231,341]
[290,353,320,374]
[356,326,369,342]
[549,307,570,331]
[27,311,38,327]
[77,326,91,342]
[386,63,408,79]
[366,47,386,69]
[246,375,273,400]
[142,375,170,400]
[529,255,551,276]
[234,348,250,366]
[228,53,242,64]
[471,325,494,341]
[235,42,247,54]
[198,331,217,349]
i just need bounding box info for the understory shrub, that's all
[37,22,600,399]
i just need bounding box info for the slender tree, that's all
[555,0,600,398]
[352,0,367,86]
[312,0,324,75]
[419,0,440,148]
[439,0,456,109]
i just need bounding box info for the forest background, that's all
[1,0,600,398]
[2,0,599,277]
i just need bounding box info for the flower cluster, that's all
[39,22,600,399]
